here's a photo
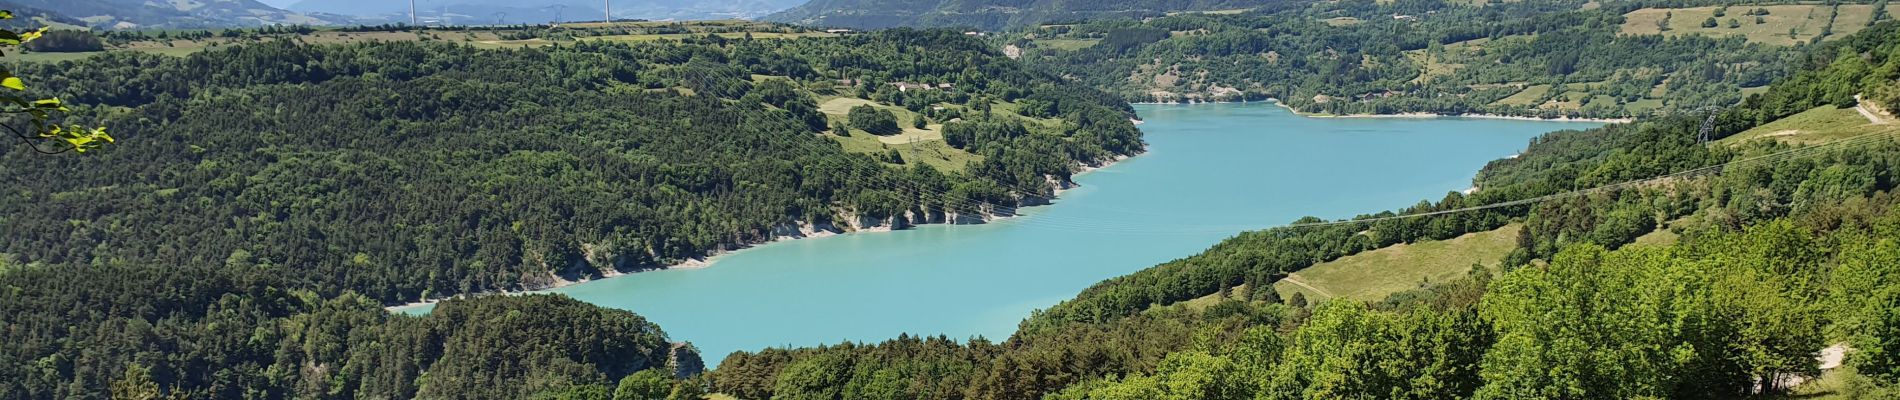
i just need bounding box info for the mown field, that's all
[1272,224,1521,302]
[817,96,983,172]
[582,31,836,43]
[1721,103,1896,146]
[813,92,1074,172]
[1179,224,1523,309]
[1621,4,1900,46]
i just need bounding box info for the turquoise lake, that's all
[405,103,1601,360]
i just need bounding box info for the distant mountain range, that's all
[0,0,803,30]
[286,0,807,25]
[763,0,1291,30]
[0,0,87,30]
[2,0,344,29]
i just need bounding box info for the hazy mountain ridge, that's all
[0,0,802,30]
[0,0,86,29]
[287,0,805,24]
[764,0,1291,30]
[5,0,344,29]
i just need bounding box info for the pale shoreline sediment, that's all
[1135,99,1632,124]
[384,154,1137,312]
[1264,99,1632,123]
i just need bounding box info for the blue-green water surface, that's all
[409,103,1602,359]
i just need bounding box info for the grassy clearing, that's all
[3,51,104,63]
[1179,283,1256,311]
[1568,81,1608,91]
[1620,5,1900,46]
[818,98,937,144]
[1322,17,1363,26]
[584,31,835,43]
[1404,50,1463,84]
[1833,4,1895,31]
[1626,98,1667,114]
[1649,78,1671,97]
[1780,366,1874,400]
[1541,97,1584,111]
[817,97,980,171]
[32,16,87,31]
[1444,37,1492,48]
[563,19,755,29]
[1467,81,1522,91]
[829,129,981,172]
[1721,105,1896,146]
[1493,84,1551,106]
[1628,227,1681,248]
[1202,8,1257,15]
[1035,38,1101,51]
[471,38,557,49]
[1270,224,1522,303]
[988,101,1065,128]
[816,96,1058,171]
[1557,90,1593,102]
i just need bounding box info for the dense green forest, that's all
[1009,0,1813,119]
[1,279,690,399]
[708,23,1900,399]
[21,30,104,52]
[0,30,1140,305]
[0,29,1142,398]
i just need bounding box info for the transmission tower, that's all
[1697,106,1724,144]
[494,12,507,25]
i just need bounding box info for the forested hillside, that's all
[709,22,1900,399]
[1012,0,1815,119]
[0,28,1143,398]
[0,1,83,30]
[1,281,687,399]
[0,30,1139,305]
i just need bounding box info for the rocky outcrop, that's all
[667,342,707,378]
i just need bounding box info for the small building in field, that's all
[892,82,940,92]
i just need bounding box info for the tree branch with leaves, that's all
[0,10,110,154]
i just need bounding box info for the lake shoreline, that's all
[384,154,1138,313]
[478,103,1589,357]
[1132,99,1633,124]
